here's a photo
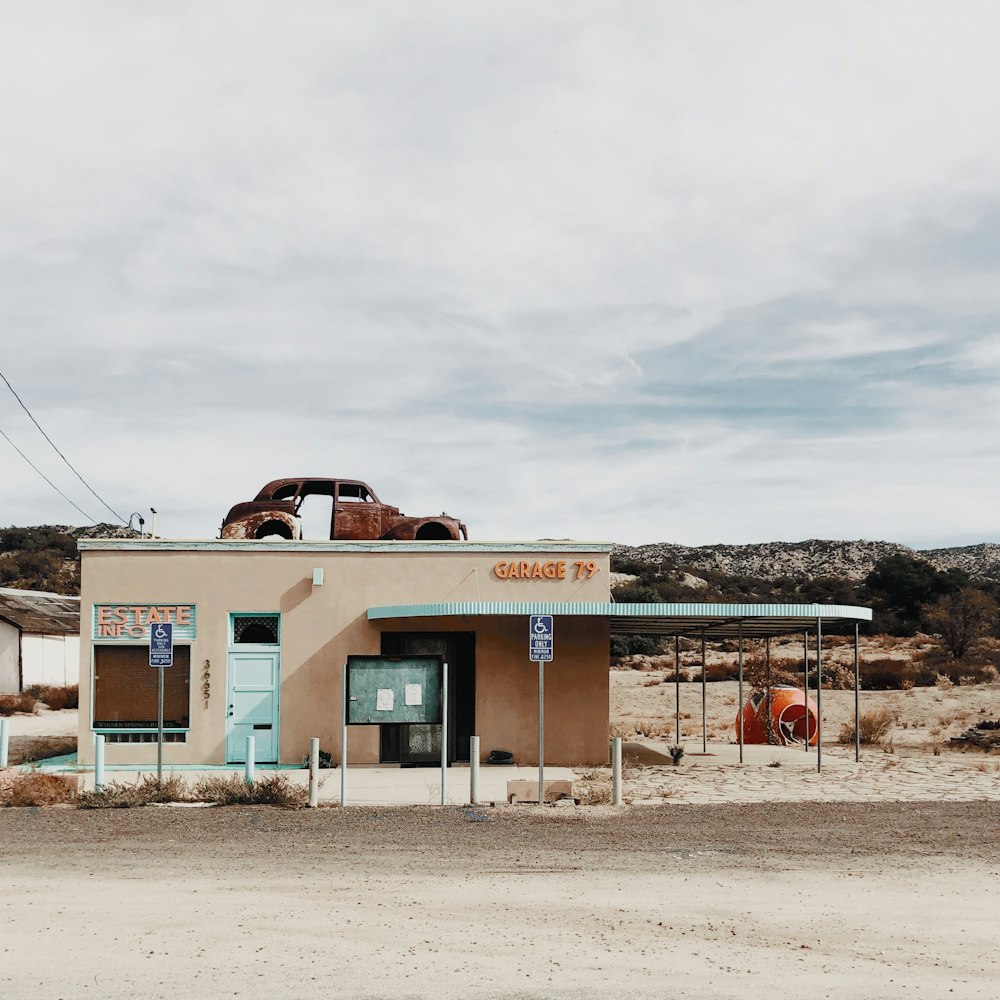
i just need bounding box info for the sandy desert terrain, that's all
[2,645,1000,999]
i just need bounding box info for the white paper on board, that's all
[404,684,422,706]
[375,688,394,712]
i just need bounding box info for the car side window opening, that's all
[271,484,298,501]
[337,483,373,503]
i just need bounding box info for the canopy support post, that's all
[816,616,823,774]
[700,629,707,754]
[803,630,809,752]
[738,621,744,764]
[674,635,681,746]
[854,623,861,763]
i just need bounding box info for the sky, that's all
[2,2,999,548]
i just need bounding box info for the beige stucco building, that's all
[76,540,612,768]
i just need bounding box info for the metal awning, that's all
[367,602,872,639]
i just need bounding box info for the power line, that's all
[0,425,98,524]
[0,368,127,524]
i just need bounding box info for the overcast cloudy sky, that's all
[2,3,999,548]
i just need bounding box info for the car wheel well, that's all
[255,520,294,540]
[414,521,453,541]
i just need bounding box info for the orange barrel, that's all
[736,684,818,746]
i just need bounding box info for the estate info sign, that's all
[149,622,174,667]
[529,614,553,662]
[92,605,197,641]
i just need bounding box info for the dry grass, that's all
[575,763,636,805]
[25,685,79,711]
[1,771,76,807]
[633,720,667,738]
[77,774,193,809]
[0,693,37,716]
[838,708,895,746]
[193,773,307,808]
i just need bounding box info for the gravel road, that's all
[3,802,998,999]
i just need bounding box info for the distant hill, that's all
[0,524,138,595]
[613,539,1000,584]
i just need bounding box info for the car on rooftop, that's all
[220,478,468,542]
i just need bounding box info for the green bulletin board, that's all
[346,655,443,725]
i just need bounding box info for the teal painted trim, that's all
[27,757,303,774]
[78,539,614,554]
[368,601,873,621]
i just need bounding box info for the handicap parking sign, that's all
[529,614,553,662]
[149,622,174,667]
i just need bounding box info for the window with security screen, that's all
[93,645,190,729]
[232,614,280,645]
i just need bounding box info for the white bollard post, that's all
[245,735,255,785]
[612,737,622,807]
[94,734,105,792]
[309,737,319,808]
[0,718,9,769]
[469,736,480,805]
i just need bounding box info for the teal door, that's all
[227,651,280,763]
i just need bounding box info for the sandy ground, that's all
[2,804,999,1000]
[3,674,1000,999]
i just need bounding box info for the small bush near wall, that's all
[0,693,37,716]
[194,774,307,808]
[1,772,76,807]
[77,775,191,809]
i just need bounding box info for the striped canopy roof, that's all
[367,602,871,639]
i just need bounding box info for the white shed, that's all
[0,588,81,693]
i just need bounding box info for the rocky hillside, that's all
[0,524,138,595]
[613,539,1000,583]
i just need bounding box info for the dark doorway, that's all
[379,632,475,765]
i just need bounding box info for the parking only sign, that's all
[149,622,174,667]
[529,614,553,662]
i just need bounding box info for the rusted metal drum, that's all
[736,684,819,746]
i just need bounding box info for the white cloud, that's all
[2,2,1000,547]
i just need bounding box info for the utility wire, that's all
[0,425,98,524]
[0,368,127,524]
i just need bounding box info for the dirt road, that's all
[3,802,998,999]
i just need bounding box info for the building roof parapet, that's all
[77,539,615,554]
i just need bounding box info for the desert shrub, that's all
[58,685,79,710]
[610,634,663,657]
[921,588,998,660]
[37,686,67,711]
[859,658,936,690]
[633,720,665,738]
[821,664,856,690]
[957,664,1000,685]
[0,693,37,716]
[935,673,954,691]
[838,709,895,746]
[1,771,76,807]
[704,661,739,682]
[193,773,307,808]
[741,648,802,692]
[662,670,690,684]
[78,774,192,809]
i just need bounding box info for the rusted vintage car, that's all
[220,478,468,541]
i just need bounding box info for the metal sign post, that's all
[149,622,173,783]
[529,615,553,806]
